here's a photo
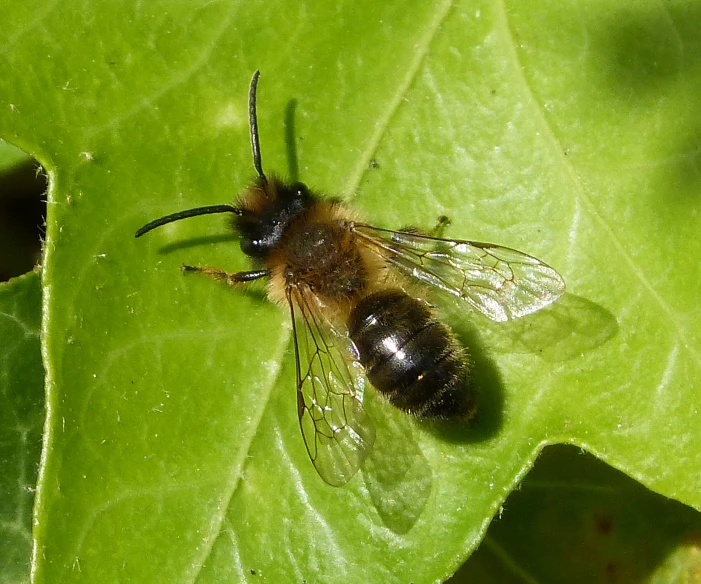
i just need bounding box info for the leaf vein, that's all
[345,0,454,197]
[497,0,701,368]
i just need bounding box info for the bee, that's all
[135,71,565,486]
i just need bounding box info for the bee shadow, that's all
[483,292,619,362]
[362,395,433,535]
[424,291,618,445]
[152,234,269,304]
[154,233,238,255]
[426,313,506,445]
[284,98,300,183]
[361,311,505,534]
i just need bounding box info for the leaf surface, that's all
[0,0,699,582]
[0,272,43,584]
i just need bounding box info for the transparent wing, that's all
[287,285,376,487]
[353,224,565,322]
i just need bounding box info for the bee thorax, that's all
[281,222,368,302]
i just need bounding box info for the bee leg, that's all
[430,215,451,237]
[399,216,451,237]
[181,265,270,286]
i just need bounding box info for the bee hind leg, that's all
[181,265,270,286]
[399,215,451,237]
[430,215,450,237]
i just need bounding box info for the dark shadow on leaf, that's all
[182,272,269,304]
[229,285,268,304]
[0,154,46,281]
[423,309,505,446]
[452,444,701,583]
[284,98,299,183]
[147,232,268,303]
[665,128,701,203]
[154,233,238,255]
[481,293,618,362]
[359,303,509,531]
[597,6,693,95]
[423,292,615,445]
[362,393,431,535]
[593,2,701,200]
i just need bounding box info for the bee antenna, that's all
[135,205,240,238]
[249,70,268,187]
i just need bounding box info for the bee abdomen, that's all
[348,290,474,419]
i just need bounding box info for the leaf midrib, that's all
[497,0,700,370]
[189,1,456,580]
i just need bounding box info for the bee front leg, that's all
[181,265,270,286]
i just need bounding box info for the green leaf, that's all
[0,0,699,582]
[0,139,31,174]
[0,271,43,584]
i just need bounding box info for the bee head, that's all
[236,180,315,260]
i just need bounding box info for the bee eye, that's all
[240,237,260,257]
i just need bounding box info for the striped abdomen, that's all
[347,289,475,419]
